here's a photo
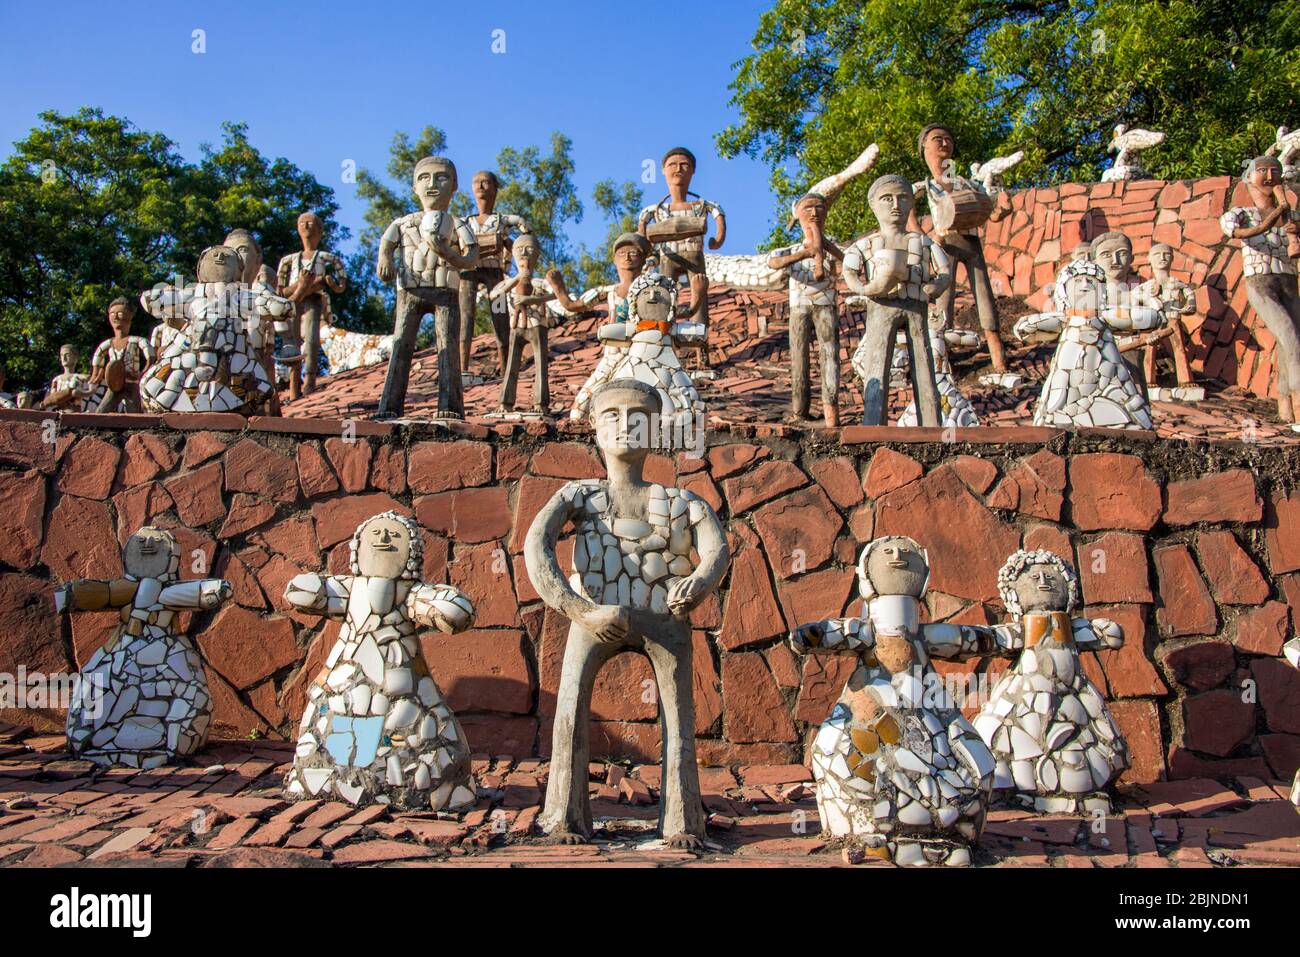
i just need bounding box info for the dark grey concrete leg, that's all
[641,619,706,842]
[859,307,902,425]
[812,303,840,418]
[435,299,463,418]
[903,305,942,427]
[378,288,422,418]
[539,625,622,840]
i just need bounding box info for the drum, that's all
[105,359,127,394]
[646,215,707,244]
[932,188,995,234]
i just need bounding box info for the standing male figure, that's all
[844,174,951,426]
[377,157,479,419]
[277,212,346,399]
[910,124,1012,373]
[90,297,154,413]
[766,193,843,426]
[458,170,530,372]
[1220,155,1300,426]
[638,148,725,363]
[525,379,729,847]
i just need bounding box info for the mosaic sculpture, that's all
[912,123,1012,374]
[1125,242,1200,398]
[638,147,725,358]
[1101,124,1165,182]
[788,536,1012,866]
[58,526,231,769]
[973,550,1129,814]
[1285,638,1300,809]
[844,174,951,426]
[41,344,100,411]
[377,156,479,419]
[489,233,577,417]
[459,170,530,372]
[567,273,704,448]
[1268,124,1300,182]
[969,150,1025,195]
[525,379,729,847]
[227,228,293,415]
[277,213,347,400]
[1014,257,1164,429]
[139,245,292,414]
[319,322,394,373]
[1220,155,1300,429]
[284,512,477,810]
[89,297,154,413]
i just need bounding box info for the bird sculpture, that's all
[969,150,1025,194]
[1101,124,1165,181]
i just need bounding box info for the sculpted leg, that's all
[642,620,706,846]
[379,289,422,418]
[905,306,942,427]
[500,331,525,411]
[301,296,322,395]
[789,304,813,419]
[436,299,464,418]
[813,303,840,426]
[457,275,478,371]
[858,310,900,425]
[540,625,621,841]
[532,327,550,412]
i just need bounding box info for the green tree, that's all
[574,179,644,291]
[495,132,585,280]
[719,0,1300,245]
[0,109,345,390]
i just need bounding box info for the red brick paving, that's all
[0,723,1294,868]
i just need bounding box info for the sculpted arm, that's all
[284,573,352,620]
[54,579,139,613]
[406,583,475,633]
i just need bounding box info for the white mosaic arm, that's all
[925,623,1021,661]
[1074,616,1124,650]
[788,617,874,656]
[139,283,195,323]
[284,573,352,619]
[406,582,476,634]
[160,579,232,611]
[1013,312,1063,344]
[944,328,982,348]
[703,253,786,291]
[524,483,601,622]
[1105,304,1165,333]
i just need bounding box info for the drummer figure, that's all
[638,147,726,366]
[909,124,1013,374]
[89,297,154,413]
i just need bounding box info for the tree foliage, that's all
[0,108,344,389]
[718,0,1300,245]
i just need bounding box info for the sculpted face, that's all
[225,232,263,282]
[60,345,78,372]
[1149,245,1173,272]
[613,243,647,275]
[922,128,955,173]
[513,235,541,272]
[197,246,243,283]
[1251,157,1282,190]
[1070,243,1092,262]
[1012,561,1070,614]
[297,214,323,251]
[632,280,673,326]
[414,159,457,212]
[593,388,657,463]
[124,527,175,580]
[108,304,133,337]
[869,181,913,229]
[663,153,695,191]
[1063,274,1103,312]
[356,515,411,578]
[472,172,498,212]
[1093,238,1133,283]
[865,537,928,598]
[794,196,827,234]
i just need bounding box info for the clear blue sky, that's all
[0,0,781,257]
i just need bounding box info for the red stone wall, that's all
[981,176,1284,399]
[2,410,1299,787]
